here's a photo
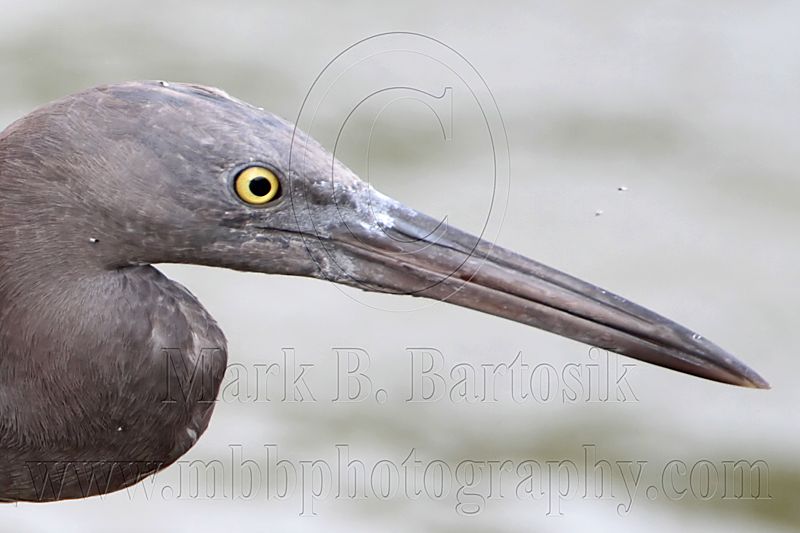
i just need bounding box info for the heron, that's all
[0,81,767,503]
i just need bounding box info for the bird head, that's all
[0,81,768,388]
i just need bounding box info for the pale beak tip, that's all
[743,372,770,390]
[725,361,770,389]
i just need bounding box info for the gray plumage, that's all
[0,82,767,502]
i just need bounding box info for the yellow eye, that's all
[234,166,281,205]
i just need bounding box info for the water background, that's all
[0,1,797,531]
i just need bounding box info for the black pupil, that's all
[249,176,272,197]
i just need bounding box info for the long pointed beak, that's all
[314,195,768,389]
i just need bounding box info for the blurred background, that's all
[0,1,797,531]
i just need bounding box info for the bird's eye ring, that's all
[233,166,281,205]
